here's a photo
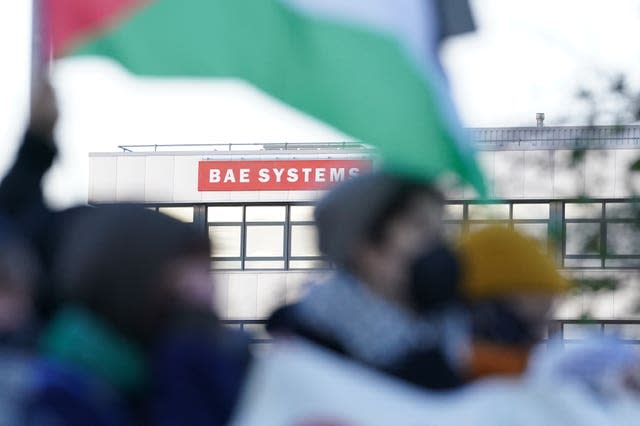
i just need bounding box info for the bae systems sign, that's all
[198,159,372,191]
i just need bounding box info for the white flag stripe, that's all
[280,0,438,76]
[280,0,474,156]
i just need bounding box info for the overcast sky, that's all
[0,0,639,207]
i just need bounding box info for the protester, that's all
[0,219,41,426]
[457,226,570,380]
[21,205,250,425]
[0,78,251,425]
[0,217,40,349]
[0,79,91,322]
[267,171,468,390]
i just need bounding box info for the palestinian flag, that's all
[44,0,486,193]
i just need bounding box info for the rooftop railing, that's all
[116,125,640,153]
[117,141,373,153]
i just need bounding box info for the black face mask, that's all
[471,300,539,346]
[408,242,461,313]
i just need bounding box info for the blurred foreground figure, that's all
[268,172,468,390]
[0,81,250,425]
[458,226,569,379]
[0,79,90,322]
[529,336,640,400]
[23,205,249,425]
[0,220,41,425]
[0,219,39,349]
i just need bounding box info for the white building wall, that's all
[89,134,640,321]
[88,156,117,203]
[89,151,368,205]
[89,148,640,204]
[145,156,175,202]
[115,157,146,201]
[213,271,322,319]
[450,148,637,201]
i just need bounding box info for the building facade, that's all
[89,125,640,342]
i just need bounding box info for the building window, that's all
[205,203,327,270]
[246,226,285,257]
[244,206,286,270]
[445,200,551,251]
[208,206,243,270]
[157,206,194,223]
[561,201,640,269]
[145,199,640,271]
[512,203,549,247]
[604,202,640,268]
[209,226,242,257]
[290,225,319,257]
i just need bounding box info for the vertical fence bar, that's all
[284,204,291,270]
[549,201,565,265]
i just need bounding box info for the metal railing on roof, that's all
[468,125,640,151]
[116,125,640,153]
[117,141,373,153]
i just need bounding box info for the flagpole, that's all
[30,0,45,102]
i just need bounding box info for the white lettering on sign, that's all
[302,168,312,182]
[223,169,236,183]
[198,160,372,191]
[330,168,345,182]
[273,168,285,183]
[258,168,270,183]
[212,167,363,185]
[287,168,299,183]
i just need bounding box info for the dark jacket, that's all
[24,360,135,426]
[147,321,252,426]
[0,130,55,239]
[22,309,251,426]
[22,307,144,426]
[0,130,91,320]
[267,273,468,391]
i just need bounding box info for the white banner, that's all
[231,340,640,426]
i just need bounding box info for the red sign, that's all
[198,159,372,191]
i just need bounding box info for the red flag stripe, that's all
[43,0,149,57]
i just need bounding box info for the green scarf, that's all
[39,306,148,394]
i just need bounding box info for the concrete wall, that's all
[89,151,370,205]
[453,149,637,200]
[213,270,323,319]
[89,147,640,203]
[209,263,640,320]
[89,139,640,321]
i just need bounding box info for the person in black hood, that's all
[2,81,250,426]
[0,216,40,350]
[0,79,92,322]
[25,205,250,426]
[268,172,469,390]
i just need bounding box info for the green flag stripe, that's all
[74,0,485,192]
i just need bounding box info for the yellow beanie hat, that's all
[459,226,570,300]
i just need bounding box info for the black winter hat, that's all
[54,205,210,344]
[314,171,442,268]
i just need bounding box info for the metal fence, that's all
[549,319,640,345]
[223,318,640,346]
